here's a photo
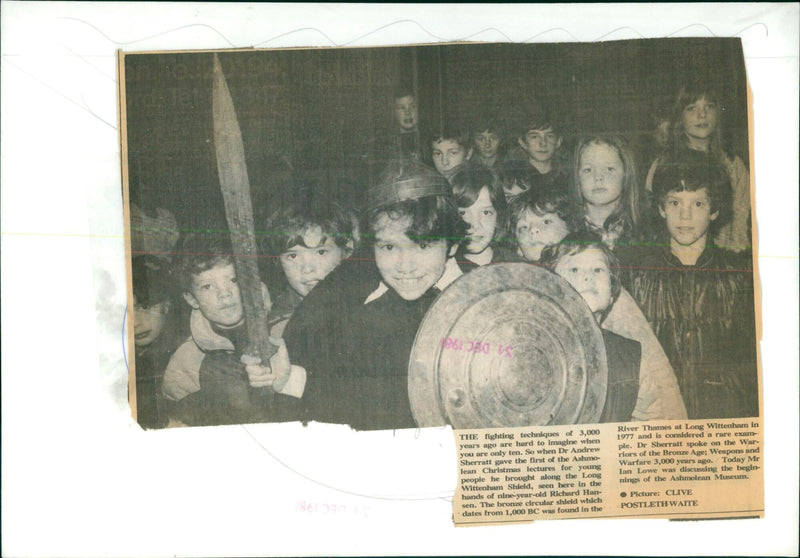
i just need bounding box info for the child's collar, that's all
[363,282,389,305]
[667,244,714,267]
[363,257,463,305]
[190,309,236,352]
[436,256,464,291]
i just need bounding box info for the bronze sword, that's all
[211,53,278,368]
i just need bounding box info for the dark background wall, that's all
[123,39,748,235]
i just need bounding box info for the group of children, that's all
[130,83,757,429]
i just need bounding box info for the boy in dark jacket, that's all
[632,159,758,419]
[508,103,569,192]
[363,90,423,187]
[282,161,468,430]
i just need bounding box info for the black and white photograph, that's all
[122,38,759,432]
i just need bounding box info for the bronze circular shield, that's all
[408,263,608,428]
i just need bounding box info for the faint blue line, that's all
[122,303,129,372]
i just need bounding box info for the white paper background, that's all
[2,2,798,556]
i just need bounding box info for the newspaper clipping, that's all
[120,38,761,524]
[454,419,762,525]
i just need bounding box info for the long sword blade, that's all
[212,53,276,361]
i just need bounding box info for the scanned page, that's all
[120,38,760,523]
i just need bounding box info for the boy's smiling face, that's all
[183,262,244,328]
[280,227,347,298]
[515,208,570,262]
[659,187,718,248]
[373,213,449,301]
[554,248,613,315]
[518,127,561,165]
